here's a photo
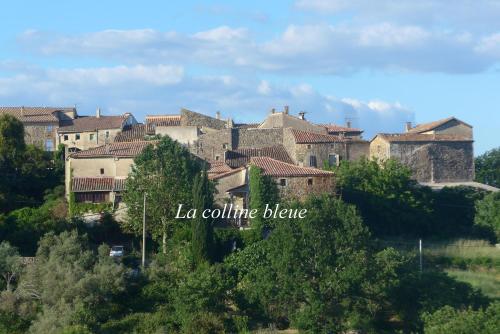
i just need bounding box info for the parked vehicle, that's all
[109,245,124,257]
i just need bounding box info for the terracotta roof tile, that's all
[70,141,155,158]
[72,177,127,192]
[407,117,472,134]
[58,115,127,133]
[290,129,346,144]
[146,115,181,126]
[250,157,334,177]
[225,145,293,168]
[318,123,363,133]
[208,167,245,180]
[207,161,233,175]
[0,106,74,123]
[114,124,156,142]
[376,133,473,142]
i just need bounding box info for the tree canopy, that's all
[475,147,500,188]
[123,136,204,253]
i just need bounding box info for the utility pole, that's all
[142,192,146,268]
[419,239,423,274]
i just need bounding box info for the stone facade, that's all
[24,121,59,151]
[180,108,228,130]
[370,135,474,183]
[275,175,334,200]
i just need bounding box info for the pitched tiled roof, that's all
[375,133,473,143]
[225,145,294,168]
[208,161,233,175]
[234,123,260,129]
[146,115,181,126]
[58,115,127,133]
[290,129,345,144]
[70,141,155,158]
[250,157,334,177]
[319,123,363,134]
[114,124,156,142]
[0,106,74,123]
[407,117,472,134]
[208,167,245,180]
[72,177,126,192]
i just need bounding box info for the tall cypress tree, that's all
[191,171,214,266]
[249,166,279,239]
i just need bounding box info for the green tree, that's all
[123,136,203,253]
[330,158,434,236]
[0,114,25,166]
[229,195,405,332]
[15,231,128,333]
[475,191,500,242]
[248,166,279,238]
[191,171,214,266]
[0,242,22,291]
[423,302,500,334]
[475,147,500,188]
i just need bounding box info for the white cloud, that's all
[18,23,500,74]
[0,63,412,137]
[475,33,500,57]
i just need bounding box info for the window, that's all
[100,168,105,175]
[329,154,339,166]
[63,135,68,141]
[45,139,54,151]
[307,144,312,149]
[279,178,287,187]
[89,133,95,140]
[215,155,220,161]
[309,155,317,167]
[46,125,53,133]
[307,178,313,186]
[75,133,80,140]
[105,131,110,138]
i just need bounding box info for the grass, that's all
[423,239,500,260]
[446,269,500,299]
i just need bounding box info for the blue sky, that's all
[0,0,499,154]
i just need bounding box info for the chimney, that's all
[271,108,275,114]
[21,106,25,116]
[346,120,351,128]
[284,105,289,114]
[215,111,221,120]
[96,107,101,118]
[298,111,306,120]
[405,121,412,132]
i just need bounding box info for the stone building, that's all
[0,106,77,151]
[370,117,474,183]
[57,108,137,151]
[65,141,154,203]
[282,128,370,168]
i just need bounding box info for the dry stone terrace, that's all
[1,104,478,206]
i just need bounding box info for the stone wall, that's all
[212,169,247,204]
[156,126,199,145]
[276,175,334,200]
[347,141,370,160]
[429,120,473,139]
[195,128,233,161]
[57,128,122,151]
[24,122,58,150]
[234,128,283,149]
[181,109,227,130]
[389,141,474,182]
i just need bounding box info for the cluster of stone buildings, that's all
[1,105,485,217]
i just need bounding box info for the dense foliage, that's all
[0,114,63,213]
[475,147,500,188]
[122,136,204,253]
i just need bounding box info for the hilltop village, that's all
[0,106,483,215]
